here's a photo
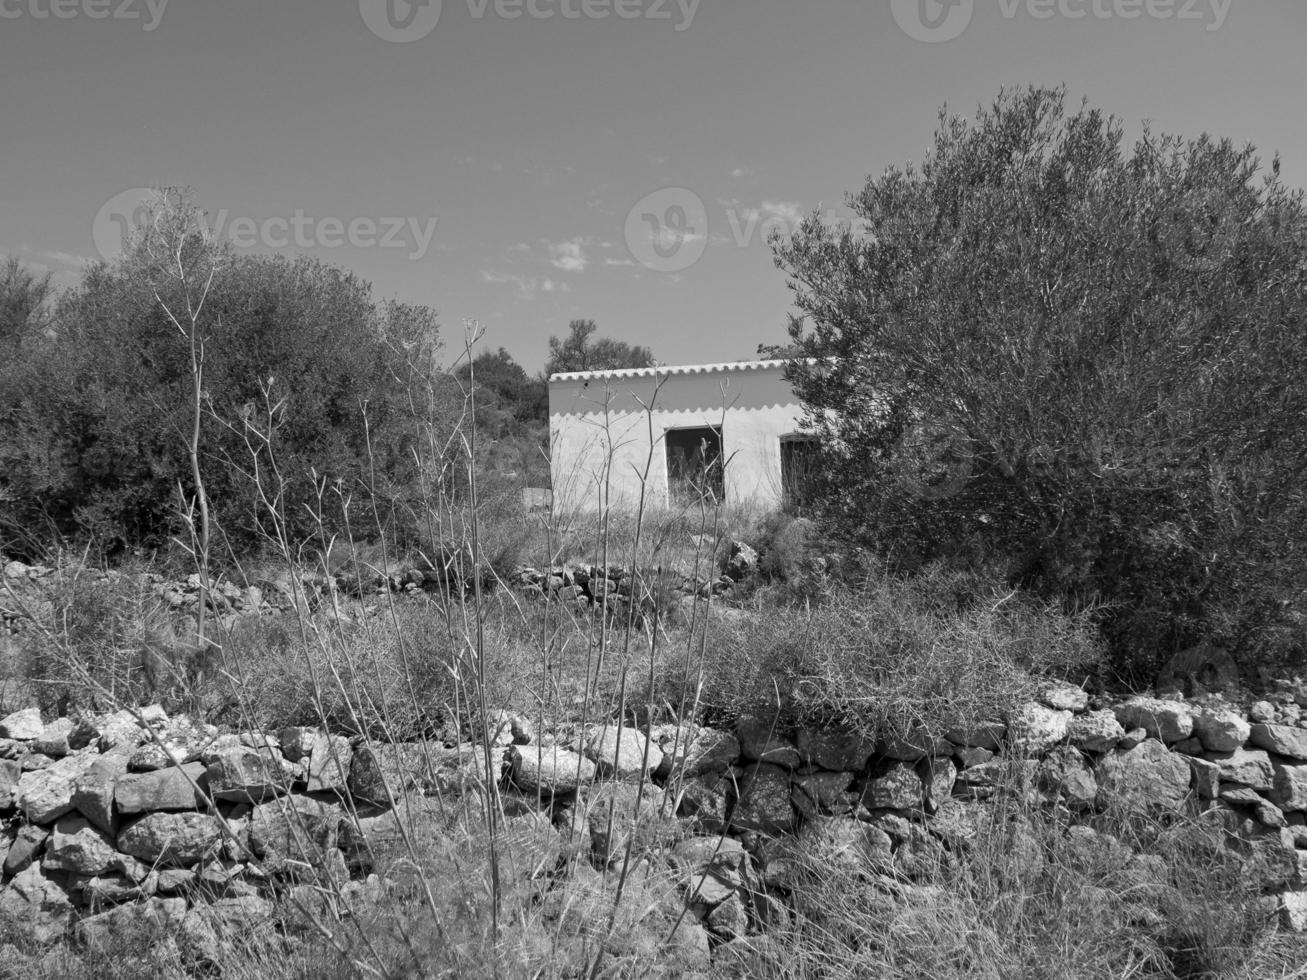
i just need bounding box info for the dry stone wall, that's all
[4,680,1307,957]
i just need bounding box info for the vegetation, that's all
[772,86,1307,682]
[545,318,655,376]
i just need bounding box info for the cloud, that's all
[740,200,804,227]
[729,167,756,179]
[481,270,572,300]
[547,239,589,273]
[603,257,637,267]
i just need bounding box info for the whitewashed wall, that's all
[549,363,810,515]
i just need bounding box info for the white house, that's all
[548,360,817,514]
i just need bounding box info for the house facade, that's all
[548,360,815,514]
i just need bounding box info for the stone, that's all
[954,746,994,768]
[348,742,435,803]
[1113,698,1193,744]
[1250,724,1307,761]
[0,757,19,809]
[944,723,1006,751]
[1268,760,1307,813]
[70,748,133,834]
[248,797,343,878]
[302,733,353,792]
[673,771,735,830]
[31,718,76,758]
[1207,748,1275,792]
[17,749,100,823]
[653,724,739,779]
[42,814,118,876]
[89,710,149,751]
[1096,740,1191,810]
[0,706,43,740]
[510,744,597,797]
[1008,703,1072,754]
[3,823,50,875]
[730,764,795,835]
[117,811,226,867]
[1118,728,1147,750]
[1186,756,1221,799]
[1040,683,1089,713]
[78,873,153,908]
[583,726,664,780]
[1068,710,1125,752]
[862,762,923,810]
[735,716,802,769]
[205,746,296,802]
[879,729,953,761]
[706,894,749,939]
[794,729,875,771]
[1037,746,1097,810]
[1282,892,1307,933]
[1192,709,1251,753]
[565,783,670,867]
[1249,701,1276,724]
[922,757,957,812]
[790,770,856,819]
[0,863,74,942]
[115,762,208,813]
[128,718,216,771]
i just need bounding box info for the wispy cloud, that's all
[481,269,572,300]
[546,238,589,273]
[741,200,804,226]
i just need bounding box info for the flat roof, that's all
[549,359,793,384]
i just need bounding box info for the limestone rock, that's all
[248,797,342,878]
[117,811,226,867]
[510,744,597,797]
[0,706,43,740]
[1268,760,1307,812]
[1208,748,1274,792]
[31,718,76,758]
[653,724,739,779]
[944,722,1006,751]
[1187,756,1221,799]
[1192,708,1251,753]
[1068,710,1126,752]
[279,729,353,792]
[565,783,671,867]
[1113,698,1194,744]
[0,757,19,809]
[922,757,957,813]
[1038,746,1097,811]
[1250,723,1307,762]
[1040,683,1089,713]
[17,749,101,823]
[730,764,795,835]
[115,762,207,813]
[862,762,924,811]
[42,814,119,876]
[1096,740,1191,810]
[794,729,875,771]
[205,746,296,802]
[3,823,50,875]
[735,716,801,769]
[348,742,434,803]
[790,770,856,819]
[1282,892,1307,933]
[70,748,133,834]
[1009,703,1071,754]
[0,863,74,942]
[128,718,216,771]
[583,725,663,780]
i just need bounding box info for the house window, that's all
[781,435,819,510]
[665,426,724,505]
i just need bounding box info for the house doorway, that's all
[665,426,724,505]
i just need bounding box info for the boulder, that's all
[862,762,924,811]
[0,863,74,942]
[0,757,19,809]
[115,762,208,813]
[248,797,343,878]
[944,723,1006,752]
[117,811,226,867]
[3,823,50,875]
[70,747,133,834]
[1186,756,1221,799]
[794,728,875,771]
[583,726,663,780]
[510,745,596,797]
[31,718,76,758]
[1040,683,1089,713]
[1208,748,1275,792]
[205,746,296,802]
[790,770,857,819]
[1268,760,1307,813]
[1250,724,1307,762]
[1113,698,1193,744]
[653,724,739,779]
[730,764,796,835]
[1037,746,1098,810]
[922,757,957,812]
[1192,708,1251,753]
[17,749,101,823]
[735,716,802,769]
[1282,892,1307,933]
[564,783,671,867]
[1095,740,1191,810]
[41,814,118,876]
[0,706,43,740]
[1068,710,1125,752]
[348,742,435,803]
[1009,703,1071,754]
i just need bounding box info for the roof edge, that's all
[549,359,806,384]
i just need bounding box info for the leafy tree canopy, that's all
[545,319,654,376]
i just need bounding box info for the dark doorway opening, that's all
[781,435,819,510]
[665,426,724,505]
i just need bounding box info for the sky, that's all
[1,0,1304,373]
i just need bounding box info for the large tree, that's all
[545,319,653,376]
[0,257,53,342]
[773,86,1307,677]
